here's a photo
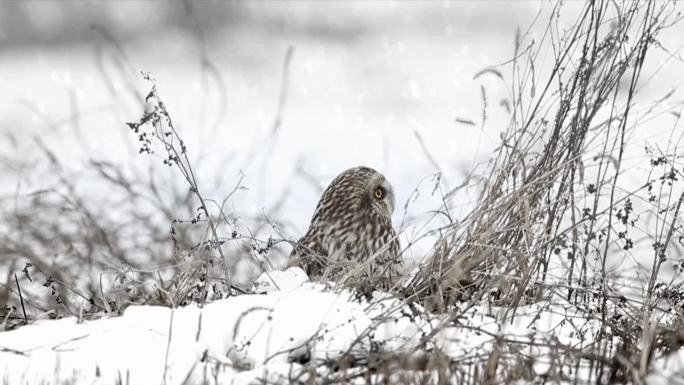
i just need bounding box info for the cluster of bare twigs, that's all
[0,41,284,328]
[0,136,251,322]
[388,0,684,383]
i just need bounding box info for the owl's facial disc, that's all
[370,179,395,218]
[382,179,395,215]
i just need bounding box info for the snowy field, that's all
[1,269,684,384]
[2,1,684,384]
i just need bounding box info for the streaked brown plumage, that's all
[288,166,402,289]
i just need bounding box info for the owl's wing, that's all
[287,235,328,278]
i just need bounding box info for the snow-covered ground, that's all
[1,268,683,384]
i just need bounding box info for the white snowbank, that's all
[648,350,684,385]
[0,271,365,384]
[1,268,683,384]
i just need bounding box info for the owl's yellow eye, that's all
[374,187,384,199]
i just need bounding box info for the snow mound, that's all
[1,268,683,384]
[0,268,398,384]
[251,266,309,294]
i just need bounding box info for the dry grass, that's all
[391,1,684,383]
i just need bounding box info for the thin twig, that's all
[14,274,27,325]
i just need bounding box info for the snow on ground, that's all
[2,267,681,384]
[650,353,684,385]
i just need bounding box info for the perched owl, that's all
[288,166,402,289]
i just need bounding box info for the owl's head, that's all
[313,166,396,224]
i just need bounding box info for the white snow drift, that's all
[1,268,682,384]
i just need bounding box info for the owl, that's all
[288,166,402,289]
